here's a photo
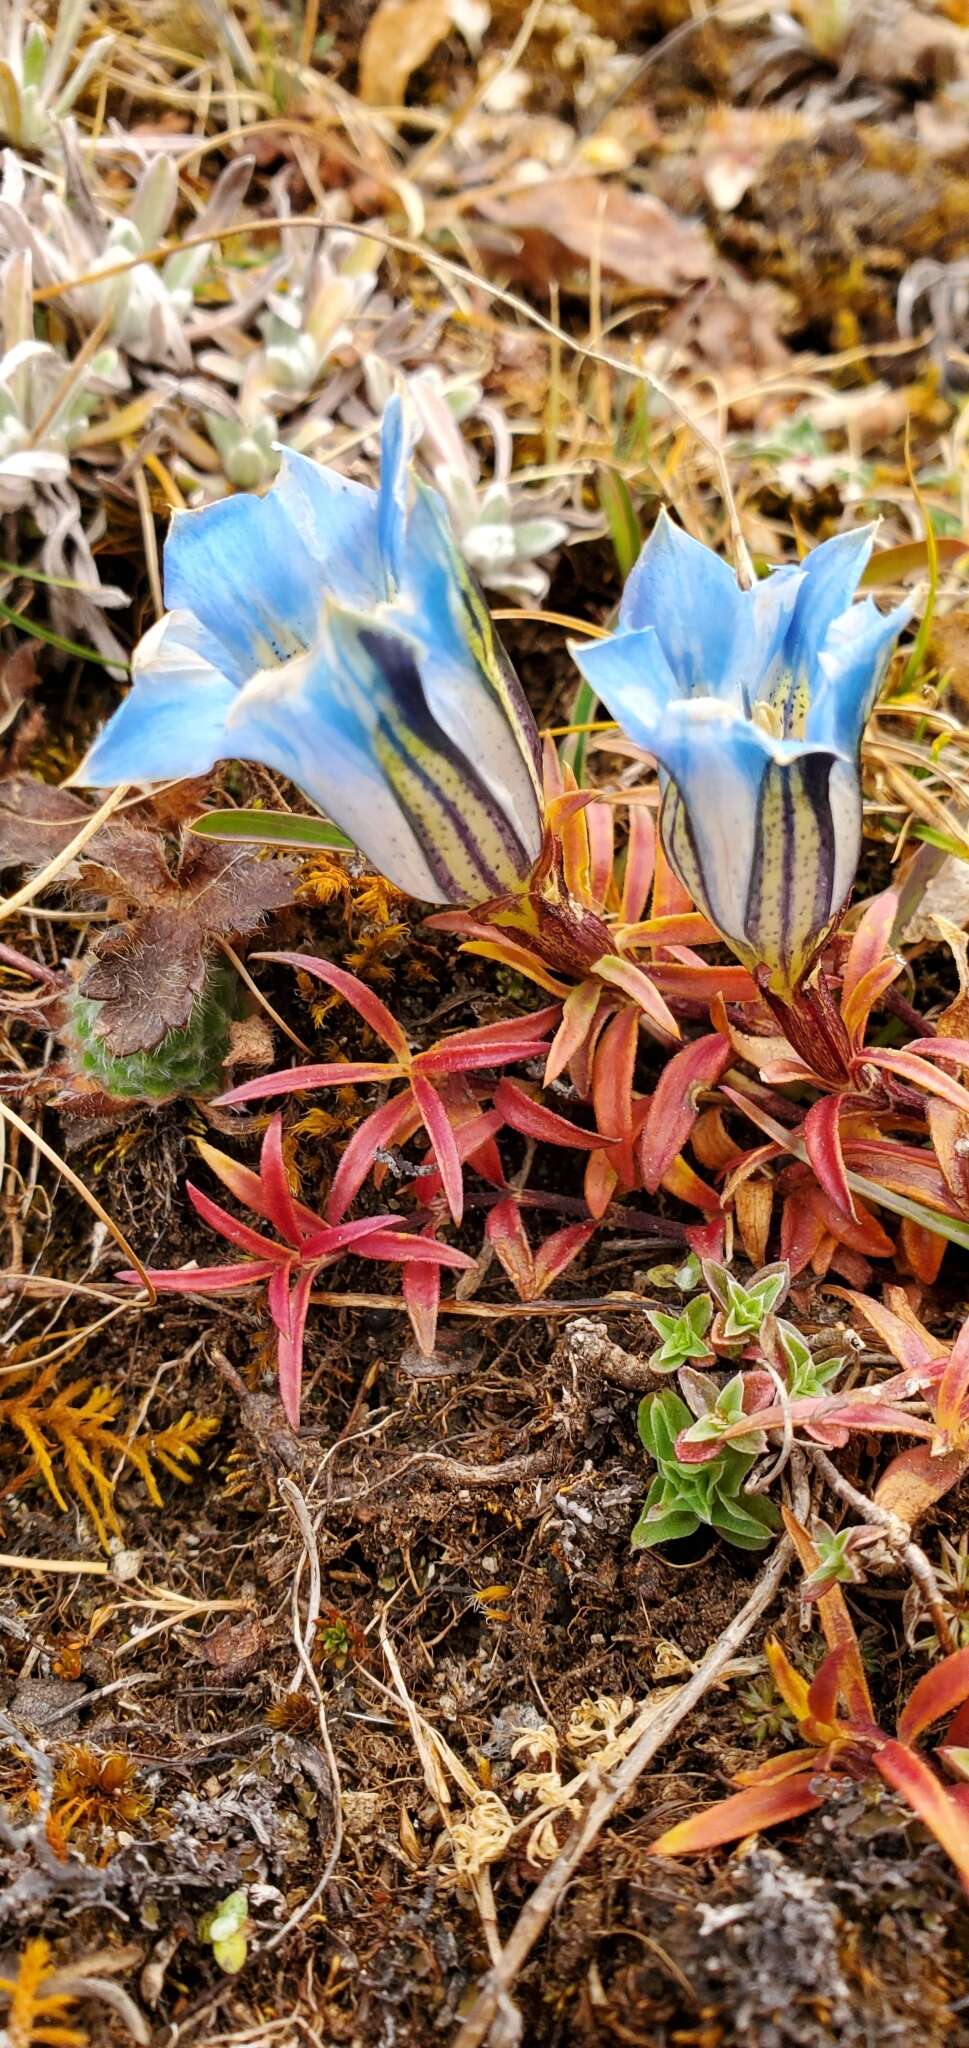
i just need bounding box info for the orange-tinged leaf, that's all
[765,1638,812,1722]
[595,955,679,1040]
[935,1316,969,1443]
[545,978,602,1086]
[928,1100,969,1211]
[874,1442,969,1528]
[648,1774,823,1857]
[898,1648,969,1745]
[592,1004,639,1142]
[874,1739,969,1892]
[661,1153,722,1215]
[734,1176,774,1267]
[861,536,969,586]
[586,800,615,912]
[651,834,693,919]
[840,892,900,1038]
[899,1214,948,1284]
[838,1288,937,1372]
[619,804,655,924]
[782,1509,874,1721]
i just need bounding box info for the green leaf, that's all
[190,808,355,852]
[597,467,642,582]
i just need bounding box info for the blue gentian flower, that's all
[570,514,912,997]
[75,397,544,906]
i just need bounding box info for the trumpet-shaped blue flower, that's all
[75,398,544,906]
[570,514,912,997]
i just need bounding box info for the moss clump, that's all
[70,957,239,1101]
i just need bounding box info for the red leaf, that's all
[121,1258,279,1293]
[259,1114,305,1246]
[186,1182,287,1261]
[255,950,411,1058]
[533,1222,596,1294]
[874,1740,969,1893]
[271,1264,314,1429]
[355,1231,473,1268]
[905,1037,969,1065]
[803,1094,856,1221]
[216,1059,397,1105]
[410,1072,464,1225]
[647,1774,824,1858]
[420,1038,551,1078]
[404,1256,440,1356]
[327,1091,413,1222]
[494,1078,604,1151]
[638,1032,730,1193]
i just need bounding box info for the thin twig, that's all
[452,1537,793,2048]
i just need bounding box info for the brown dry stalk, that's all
[452,1535,794,2048]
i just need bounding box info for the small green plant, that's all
[633,1388,780,1552]
[703,1260,789,1347]
[70,958,240,1101]
[774,1321,845,1400]
[199,1891,250,1975]
[646,1293,713,1372]
[677,1369,768,1455]
[799,1519,868,1600]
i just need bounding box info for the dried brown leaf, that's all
[359,0,454,106]
[478,178,713,293]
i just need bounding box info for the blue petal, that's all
[617,511,804,709]
[567,625,680,742]
[273,447,382,608]
[163,482,324,678]
[780,525,876,683]
[377,394,419,594]
[806,592,913,751]
[618,511,749,700]
[72,612,239,786]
